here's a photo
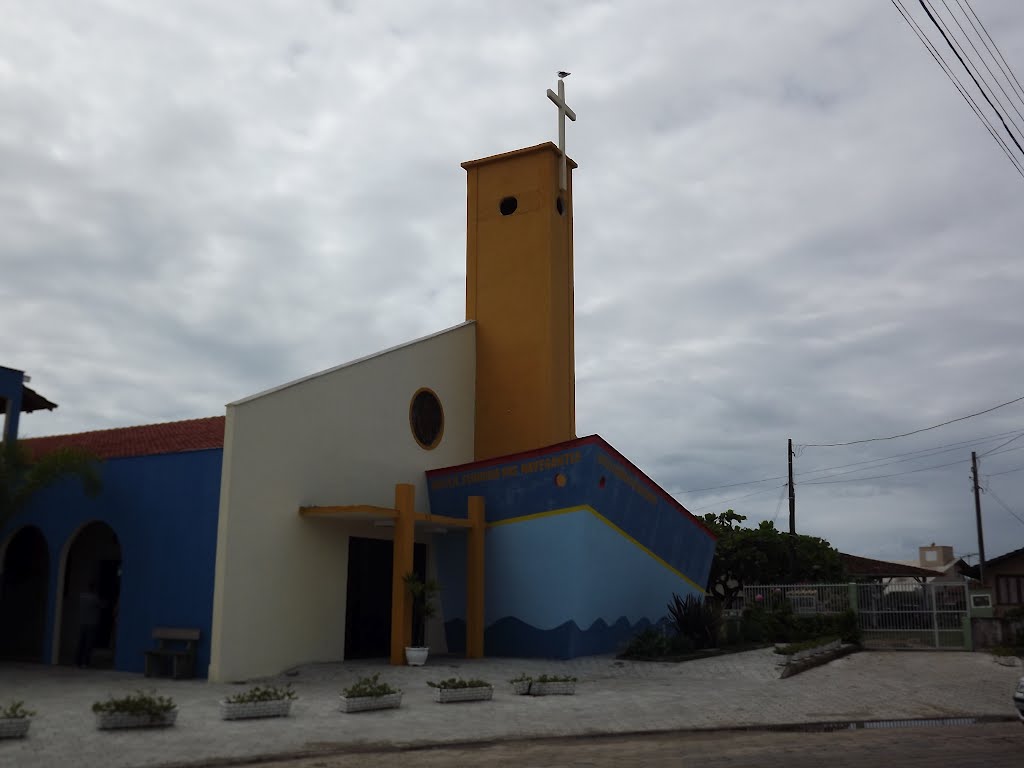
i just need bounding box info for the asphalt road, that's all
[226,722,1023,768]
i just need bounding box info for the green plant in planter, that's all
[92,691,176,719]
[1,701,35,719]
[404,572,441,647]
[533,674,577,684]
[343,674,400,698]
[427,678,491,689]
[224,684,297,704]
[508,673,533,685]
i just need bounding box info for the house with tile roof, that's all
[0,142,717,681]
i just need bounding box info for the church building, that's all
[1,99,717,681]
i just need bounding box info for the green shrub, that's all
[426,678,490,689]
[668,593,721,649]
[740,605,859,645]
[342,674,399,698]
[509,673,533,684]
[1,701,35,719]
[92,691,176,718]
[224,684,296,704]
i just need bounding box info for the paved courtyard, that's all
[0,649,1021,767]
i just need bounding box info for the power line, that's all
[917,0,1024,156]
[891,0,1024,177]
[941,0,1024,129]
[798,428,1024,478]
[983,486,1024,527]
[985,464,1024,478]
[978,431,1024,458]
[672,427,1024,495]
[687,484,788,512]
[800,457,964,486]
[672,475,786,494]
[771,484,788,525]
[956,0,1024,105]
[802,393,1024,447]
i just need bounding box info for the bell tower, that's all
[462,142,577,461]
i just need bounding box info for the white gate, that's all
[735,581,972,650]
[856,582,970,650]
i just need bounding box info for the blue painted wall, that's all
[0,448,222,675]
[427,436,717,657]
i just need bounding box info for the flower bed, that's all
[433,686,493,703]
[508,674,577,696]
[0,718,31,740]
[221,684,295,720]
[95,710,178,730]
[339,692,403,713]
[220,699,292,720]
[93,691,177,730]
[428,678,493,704]
[0,702,34,739]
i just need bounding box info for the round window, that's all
[409,388,444,450]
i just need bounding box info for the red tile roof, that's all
[22,416,225,461]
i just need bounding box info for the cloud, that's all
[4,0,1024,562]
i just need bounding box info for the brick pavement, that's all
[0,650,1020,768]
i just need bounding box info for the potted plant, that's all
[508,674,578,696]
[509,673,533,695]
[427,678,493,704]
[220,684,296,720]
[529,674,577,696]
[0,701,35,739]
[404,571,441,666]
[92,691,177,729]
[339,673,403,713]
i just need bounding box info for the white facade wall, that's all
[208,322,476,682]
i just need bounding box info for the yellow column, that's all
[466,495,485,658]
[390,483,416,665]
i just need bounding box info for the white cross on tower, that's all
[547,75,576,191]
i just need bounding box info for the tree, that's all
[0,440,101,531]
[701,509,845,605]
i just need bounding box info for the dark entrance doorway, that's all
[0,526,50,662]
[344,537,425,659]
[59,522,121,668]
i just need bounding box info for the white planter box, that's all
[432,686,493,704]
[95,710,178,730]
[0,718,31,739]
[220,699,292,720]
[510,681,531,695]
[339,692,402,713]
[529,681,576,696]
[405,647,429,666]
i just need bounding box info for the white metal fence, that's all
[734,581,971,650]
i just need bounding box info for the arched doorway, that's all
[58,522,121,668]
[0,526,50,661]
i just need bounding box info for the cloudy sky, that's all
[4,0,1024,563]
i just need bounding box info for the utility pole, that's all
[971,451,986,583]
[788,438,796,535]
[788,438,797,580]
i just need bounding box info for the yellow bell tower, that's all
[462,141,577,460]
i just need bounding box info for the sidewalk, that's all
[1,650,1020,768]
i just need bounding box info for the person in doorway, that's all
[76,581,101,668]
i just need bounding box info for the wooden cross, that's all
[546,76,576,191]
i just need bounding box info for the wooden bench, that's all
[144,627,200,679]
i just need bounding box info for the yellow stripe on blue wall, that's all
[488,505,706,593]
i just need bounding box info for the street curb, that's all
[157,713,1022,768]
